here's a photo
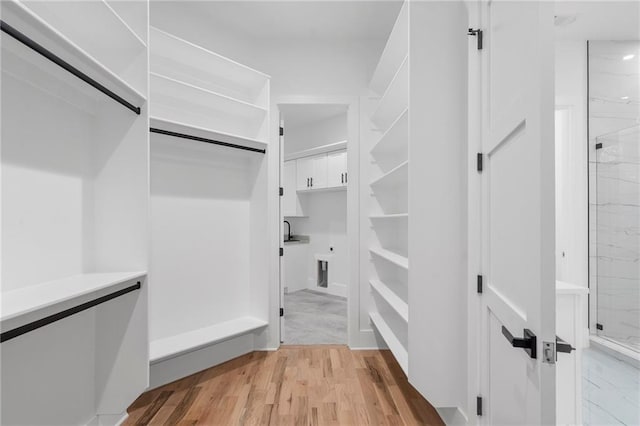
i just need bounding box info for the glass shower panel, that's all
[595,125,640,351]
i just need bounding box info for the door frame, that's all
[271,95,367,348]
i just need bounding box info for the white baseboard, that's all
[590,335,640,368]
[86,413,128,426]
[436,407,468,426]
[149,333,254,389]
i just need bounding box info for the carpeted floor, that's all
[283,289,347,345]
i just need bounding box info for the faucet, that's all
[284,220,291,241]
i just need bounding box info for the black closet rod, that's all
[0,20,141,115]
[150,128,267,154]
[0,282,141,343]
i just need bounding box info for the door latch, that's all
[502,326,537,359]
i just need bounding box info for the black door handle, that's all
[502,326,537,359]
[556,336,574,354]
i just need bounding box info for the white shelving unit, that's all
[150,26,269,145]
[363,0,468,411]
[149,26,271,388]
[1,1,149,424]
[366,0,410,378]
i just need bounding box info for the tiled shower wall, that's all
[588,41,640,351]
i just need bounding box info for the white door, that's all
[310,154,328,189]
[279,119,285,343]
[283,160,297,215]
[296,157,314,190]
[475,1,555,424]
[327,150,347,188]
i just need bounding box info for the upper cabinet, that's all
[294,149,346,192]
[327,150,348,188]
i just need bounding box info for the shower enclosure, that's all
[589,41,640,352]
[594,125,640,351]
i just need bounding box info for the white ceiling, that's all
[555,1,640,40]
[279,104,348,127]
[170,0,404,42]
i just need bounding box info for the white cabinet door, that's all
[327,150,347,188]
[283,160,298,216]
[310,154,328,189]
[296,157,314,190]
[476,2,555,425]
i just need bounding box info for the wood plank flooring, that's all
[125,345,444,425]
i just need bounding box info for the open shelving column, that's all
[366,1,410,374]
[148,26,271,388]
[1,0,149,424]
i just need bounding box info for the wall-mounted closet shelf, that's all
[150,27,268,106]
[370,279,408,322]
[371,56,408,131]
[1,280,141,343]
[1,272,146,324]
[150,118,266,153]
[284,140,348,161]
[297,185,347,194]
[369,246,409,270]
[370,160,408,188]
[371,108,408,157]
[150,317,268,364]
[0,19,142,114]
[369,1,408,95]
[369,312,408,374]
[151,72,267,119]
[370,213,409,220]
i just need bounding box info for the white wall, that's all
[554,40,589,339]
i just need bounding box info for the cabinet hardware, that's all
[1,20,142,115]
[307,178,309,187]
[310,177,313,187]
[345,172,348,183]
[341,173,344,184]
[501,326,537,359]
[477,396,483,416]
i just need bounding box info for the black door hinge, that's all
[477,275,483,294]
[595,142,603,150]
[279,247,284,257]
[477,153,483,172]
[468,28,483,50]
[596,323,603,330]
[477,396,483,416]
[279,187,284,196]
[279,127,284,136]
[280,307,284,317]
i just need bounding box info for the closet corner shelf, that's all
[150,117,267,153]
[370,279,408,323]
[370,161,408,188]
[2,0,146,113]
[0,271,147,326]
[369,312,408,374]
[369,246,409,270]
[150,317,268,364]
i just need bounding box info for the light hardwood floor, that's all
[125,345,444,425]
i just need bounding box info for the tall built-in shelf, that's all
[1,1,150,424]
[366,0,410,378]
[149,25,271,388]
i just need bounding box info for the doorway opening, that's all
[279,104,350,345]
[554,3,639,424]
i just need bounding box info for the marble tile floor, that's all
[582,347,640,425]
[283,289,347,345]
